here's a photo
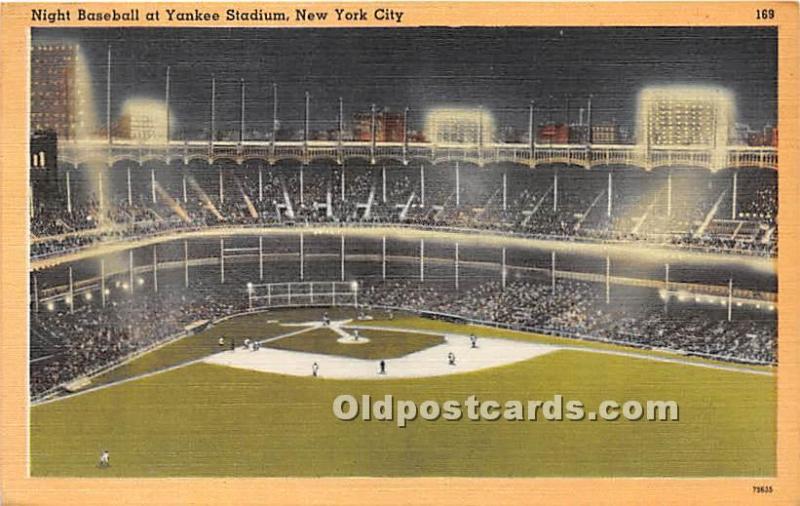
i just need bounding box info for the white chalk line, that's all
[346,324,775,377]
[32,324,321,407]
[33,321,773,407]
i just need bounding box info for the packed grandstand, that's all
[30,162,778,400]
[31,163,777,258]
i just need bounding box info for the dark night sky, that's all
[33,27,777,137]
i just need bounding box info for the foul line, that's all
[345,324,775,377]
[32,325,319,407]
[34,321,773,407]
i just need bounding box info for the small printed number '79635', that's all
[753,485,773,494]
[756,8,775,20]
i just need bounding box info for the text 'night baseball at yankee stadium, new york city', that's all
[31,7,405,23]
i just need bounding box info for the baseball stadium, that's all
[28,27,777,477]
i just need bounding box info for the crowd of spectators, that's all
[31,282,245,398]
[30,165,778,259]
[31,264,775,398]
[361,278,777,365]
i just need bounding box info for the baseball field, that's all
[30,308,776,477]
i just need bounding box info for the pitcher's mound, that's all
[336,335,371,344]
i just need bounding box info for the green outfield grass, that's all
[31,309,776,477]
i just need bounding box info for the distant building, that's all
[30,43,95,140]
[635,86,735,148]
[568,124,589,144]
[765,125,778,147]
[745,126,778,147]
[424,108,494,145]
[30,130,59,195]
[30,130,58,171]
[352,109,406,142]
[591,122,620,144]
[536,123,569,144]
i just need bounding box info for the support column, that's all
[259,236,264,280]
[340,234,345,282]
[299,166,304,206]
[66,170,72,214]
[150,168,156,204]
[106,45,112,146]
[126,166,132,205]
[454,243,460,291]
[732,172,738,219]
[304,91,310,150]
[165,66,171,146]
[727,278,733,322]
[420,164,426,207]
[184,240,189,288]
[129,250,134,295]
[502,170,508,211]
[182,171,188,203]
[219,167,224,204]
[338,96,344,145]
[455,161,460,207]
[341,164,346,202]
[553,170,558,212]
[403,107,409,164]
[97,171,104,209]
[381,236,387,281]
[419,239,425,282]
[664,263,670,313]
[667,170,672,217]
[300,233,305,281]
[220,238,225,284]
[528,100,535,162]
[272,83,278,153]
[605,256,610,304]
[100,259,106,308]
[501,247,507,289]
[152,245,158,293]
[370,103,376,164]
[607,171,613,217]
[258,168,263,201]
[478,109,484,165]
[68,267,74,314]
[382,166,387,203]
[33,274,39,312]
[551,251,556,293]
[210,76,216,151]
[240,79,246,145]
[586,95,593,145]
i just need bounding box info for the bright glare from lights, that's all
[350,281,359,291]
[120,98,171,144]
[84,292,93,301]
[636,85,736,171]
[46,302,55,311]
[137,277,145,286]
[425,107,495,145]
